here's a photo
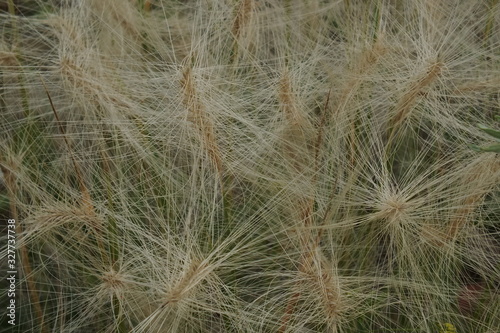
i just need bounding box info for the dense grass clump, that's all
[1,0,499,332]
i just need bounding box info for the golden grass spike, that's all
[181,65,224,182]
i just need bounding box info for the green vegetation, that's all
[470,117,500,152]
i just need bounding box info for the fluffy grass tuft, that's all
[1,0,499,332]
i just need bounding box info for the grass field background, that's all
[1,0,499,332]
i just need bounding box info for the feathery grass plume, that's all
[231,0,255,62]
[1,0,500,332]
[180,63,224,184]
[446,154,500,241]
[276,67,352,332]
[0,49,18,67]
[232,0,254,42]
[335,33,387,166]
[387,59,445,149]
[278,68,314,174]
[20,206,121,331]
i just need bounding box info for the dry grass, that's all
[1,1,499,332]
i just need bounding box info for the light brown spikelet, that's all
[447,155,500,240]
[278,70,313,173]
[162,260,209,307]
[181,65,224,180]
[389,61,444,133]
[232,0,254,40]
[0,50,18,66]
